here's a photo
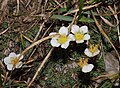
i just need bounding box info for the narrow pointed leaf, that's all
[79,16,94,23]
[51,15,73,21]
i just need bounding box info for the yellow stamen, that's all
[10,57,19,65]
[89,44,99,53]
[57,35,67,44]
[74,32,84,40]
[77,58,88,68]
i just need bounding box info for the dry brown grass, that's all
[0,0,119,88]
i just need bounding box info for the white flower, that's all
[84,44,100,57]
[77,58,94,73]
[3,52,23,70]
[50,26,72,49]
[70,25,90,43]
[82,64,94,73]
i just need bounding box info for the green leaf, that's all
[67,0,71,10]
[20,33,24,49]
[58,8,67,13]
[79,16,94,23]
[2,22,8,29]
[78,0,83,22]
[99,79,112,88]
[51,15,73,21]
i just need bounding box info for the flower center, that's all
[10,57,19,65]
[77,58,88,68]
[57,35,67,44]
[74,32,84,40]
[89,44,98,54]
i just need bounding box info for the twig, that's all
[0,22,14,35]
[25,21,38,33]
[100,11,120,16]
[91,72,119,81]
[3,72,8,84]
[68,11,78,32]
[18,34,58,59]
[108,6,119,25]
[26,0,66,62]
[0,60,6,74]
[64,2,102,16]
[49,0,67,16]
[22,34,33,43]
[54,0,63,8]
[25,0,64,62]
[0,28,9,35]
[96,8,116,27]
[91,11,120,60]
[42,21,55,38]
[27,21,55,62]
[33,22,45,42]
[36,0,42,13]
[25,0,32,7]
[108,6,120,43]
[43,0,48,13]
[16,0,20,15]
[27,48,54,88]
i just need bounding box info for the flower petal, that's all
[80,26,88,34]
[49,32,57,36]
[50,39,60,47]
[68,34,75,41]
[76,40,84,43]
[93,49,100,57]
[59,26,68,35]
[84,48,93,57]
[82,64,94,73]
[4,57,11,65]
[49,32,59,39]
[71,25,79,34]
[9,52,17,58]
[84,34,90,40]
[61,41,69,49]
[7,64,14,71]
[16,62,23,68]
[17,54,23,60]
